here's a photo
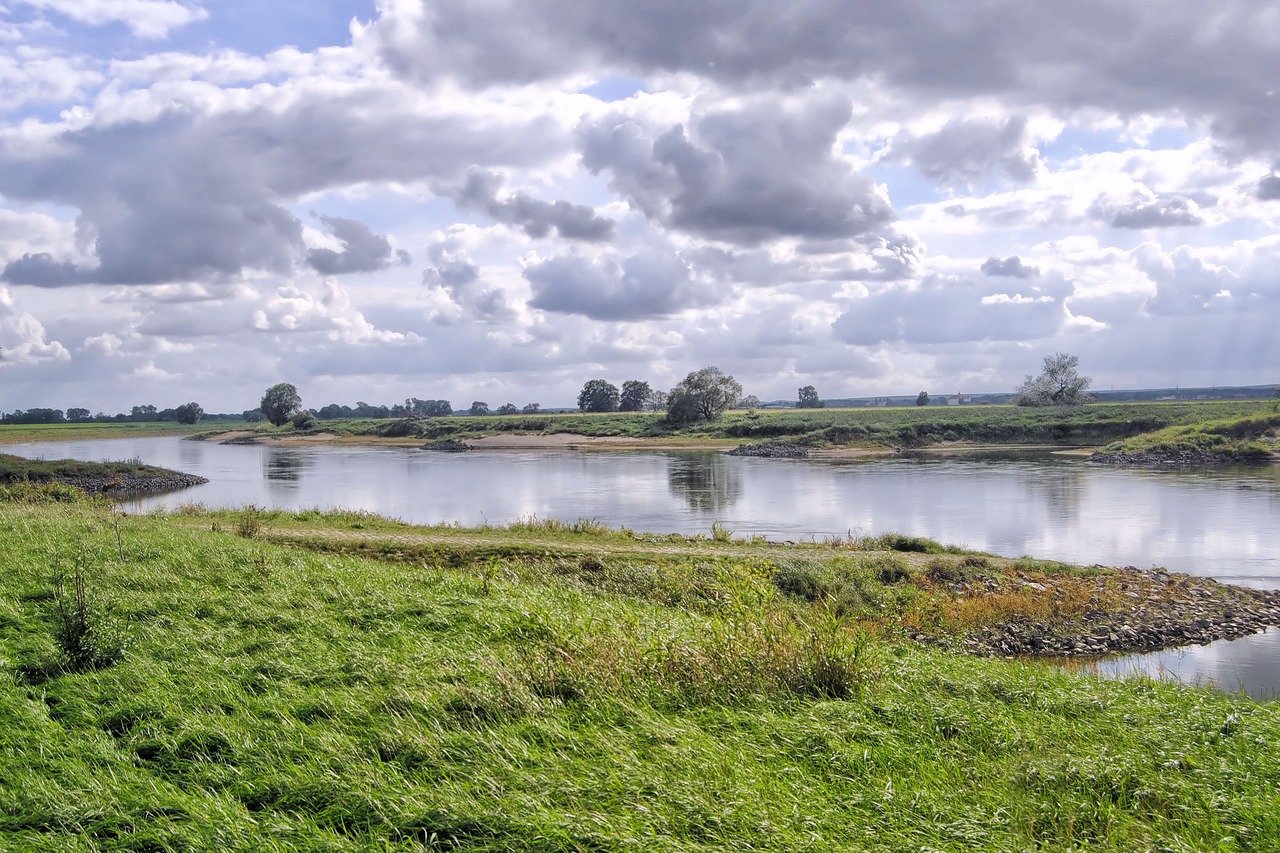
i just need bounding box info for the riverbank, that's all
[1090,411,1280,466]
[0,453,208,496]
[3,499,1278,850]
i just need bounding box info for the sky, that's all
[1,0,1279,414]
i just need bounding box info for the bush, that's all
[54,563,127,671]
[291,411,316,430]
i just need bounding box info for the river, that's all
[6,436,1279,697]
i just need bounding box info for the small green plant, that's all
[710,521,733,543]
[237,507,263,539]
[53,559,127,671]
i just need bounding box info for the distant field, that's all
[0,421,251,444]
[278,400,1278,449]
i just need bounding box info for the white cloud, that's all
[18,0,207,39]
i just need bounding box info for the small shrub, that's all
[291,411,316,430]
[711,521,733,542]
[53,562,127,671]
[874,555,911,584]
[236,507,263,539]
[868,532,944,554]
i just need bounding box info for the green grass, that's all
[2,498,1279,850]
[0,422,244,444]
[269,401,1278,450]
[1100,412,1280,460]
[0,453,187,484]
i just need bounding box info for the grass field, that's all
[260,400,1280,449]
[0,422,246,445]
[2,497,1278,850]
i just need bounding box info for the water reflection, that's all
[667,454,743,514]
[1069,630,1280,701]
[264,448,310,482]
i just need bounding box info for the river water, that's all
[6,436,1279,697]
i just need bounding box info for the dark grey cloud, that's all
[2,252,85,286]
[525,247,717,320]
[831,272,1071,346]
[578,93,893,245]
[307,215,410,275]
[981,256,1040,278]
[1092,192,1204,229]
[450,168,614,241]
[882,116,1040,187]
[374,1,1280,160]
[0,89,563,286]
[1258,174,1280,200]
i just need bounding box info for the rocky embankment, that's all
[423,438,473,452]
[727,442,809,458]
[53,472,209,496]
[928,568,1280,658]
[1089,449,1271,466]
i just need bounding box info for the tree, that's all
[618,380,653,412]
[578,379,620,413]
[737,394,761,410]
[422,399,453,417]
[1014,353,1093,407]
[496,403,519,415]
[468,401,491,416]
[291,410,315,430]
[522,403,541,414]
[797,385,824,408]
[665,367,743,424]
[916,391,930,407]
[261,383,302,426]
[66,407,91,422]
[175,401,204,424]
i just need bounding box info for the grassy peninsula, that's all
[1093,412,1280,464]
[3,495,1280,850]
[0,454,207,497]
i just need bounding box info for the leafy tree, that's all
[578,379,620,412]
[291,410,316,430]
[242,408,264,423]
[797,385,824,408]
[66,407,91,422]
[665,367,743,424]
[916,391,930,407]
[260,383,302,426]
[648,390,668,412]
[468,401,491,416]
[618,380,653,412]
[1014,353,1093,407]
[421,399,453,417]
[175,402,204,424]
[522,403,541,414]
[737,394,761,410]
[130,404,158,422]
[496,403,519,415]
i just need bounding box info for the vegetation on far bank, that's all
[1096,412,1280,462]
[2,497,1279,850]
[218,399,1280,451]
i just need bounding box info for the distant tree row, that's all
[1,402,211,426]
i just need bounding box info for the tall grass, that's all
[2,500,1278,850]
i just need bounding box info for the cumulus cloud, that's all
[1258,174,1280,201]
[525,245,719,321]
[447,167,615,241]
[578,92,893,245]
[882,116,1041,187]
[831,272,1073,346]
[1091,191,1206,229]
[0,84,566,286]
[306,215,410,275]
[421,234,517,323]
[371,0,1280,161]
[18,0,208,39]
[0,284,71,363]
[981,256,1040,278]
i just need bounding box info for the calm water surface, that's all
[7,436,1279,696]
